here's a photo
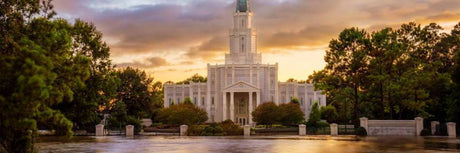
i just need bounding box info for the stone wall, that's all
[360,117,423,136]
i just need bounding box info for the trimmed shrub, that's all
[156,103,208,126]
[188,125,207,136]
[320,105,339,123]
[356,127,367,136]
[279,103,305,126]
[220,120,243,135]
[252,102,282,126]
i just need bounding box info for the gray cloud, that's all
[53,0,460,62]
[117,57,170,68]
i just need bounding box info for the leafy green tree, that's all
[320,105,339,123]
[307,101,321,127]
[116,67,153,118]
[175,73,207,84]
[151,81,164,122]
[310,22,459,123]
[323,28,370,124]
[290,97,300,105]
[279,103,305,125]
[183,97,193,105]
[0,1,98,152]
[447,23,460,129]
[252,102,281,127]
[157,103,208,126]
[55,19,117,132]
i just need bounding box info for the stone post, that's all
[244,125,250,137]
[180,125,189,136]
[330,123,338,136]
[126,125,134,137]
[96,124,104,136]
[431,121,440,135]
[447,122,456,138]
[299,124,306,136]
[360,117,368,132]
[415,117,423,136]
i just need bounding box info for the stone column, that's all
[126,125,134,137]
[249,92,253,125]
[250,64,253,84]
[415,117,423,136]
[164,85,168,108]
[447,122,456,138]
[313,91,317,102]
[431,121,440,135]
[198,83,201,107]
[256,91,261,106]
[173,86,176,105]
[180,125,188,136]
[232,65,235,84]
[285,84,288,104]
[331,123,338,136]
[360,117,368,133]
[206,65,211,121]
[189,83,192,104]
[224,66,227,87]
[96,124,104,136]
[182,84,185,103]
[244,125,250,137]
[230,92,235,122]
[223,92,227,121]
[299,124,306,136]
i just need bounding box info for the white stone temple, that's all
[164,0,326,125]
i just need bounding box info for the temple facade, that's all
[164,0,326,125]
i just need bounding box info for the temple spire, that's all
[236,0,250,12]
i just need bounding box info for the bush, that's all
[320,105,339,123]
[279,103,305,126]
[219,120,243,135]
[188,125,207,136]
[307,101,321,127]
[420,129,430,136]
[157,103,208,126]
[187,121,243,136]
[252,102,282,126]
[316,121,330,128]
[356,127,367,136]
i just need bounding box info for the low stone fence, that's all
[360,117,423,136]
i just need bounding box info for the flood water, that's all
[36,136,460,153]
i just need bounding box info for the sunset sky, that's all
[53,0,460,82]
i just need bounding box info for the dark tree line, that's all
[309,22,460,126]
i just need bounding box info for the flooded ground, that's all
[36,136,460,153]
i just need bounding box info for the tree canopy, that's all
[309,22,460,125]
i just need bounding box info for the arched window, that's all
[241,37,245,52]
[242,19,245,28]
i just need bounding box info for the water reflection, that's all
[36,136,460,153]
